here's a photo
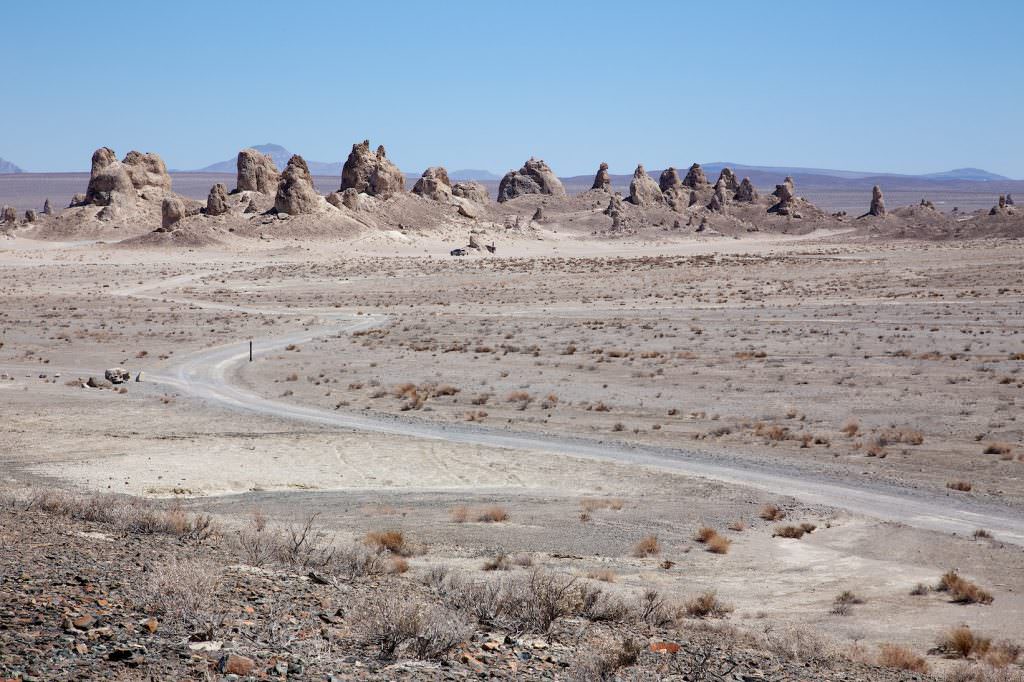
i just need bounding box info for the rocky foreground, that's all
[0,490,976,682]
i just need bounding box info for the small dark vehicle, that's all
[450,248,468,256]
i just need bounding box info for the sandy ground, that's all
[2,231,1023,673]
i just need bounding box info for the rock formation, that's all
[85,148,133,206]
[708,182,728,213]
[235,148,280,194]
[591,162,611,191]
[452,182,489,204]
[1007,194,1015,206]
[1,205,16,223]
[206,183,229,216]
[769,177,797,215]
[340,140,405,199]
[532,206,544,222]
[412,167,452,201]
[275,155,321,215]
[867,185,886,217]
[24,209,37,222]
[42,199,53,215]
[604,192,624,217]
[496,158,566,202]
[658,167,682,193]
[628,165,662,206]
[682,163,708,189]
[734,177,758,203]
[160,197,184,230]
[122,151,171,191]
[97,204,119,222]
[244,197,260,213]
[717,167,739,192]
[69,193,86,207]
[920,198,936,210]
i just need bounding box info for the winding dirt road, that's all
[130,274,1024,547]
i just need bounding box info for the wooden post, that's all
[249,340,253,362]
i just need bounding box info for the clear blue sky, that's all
[5,0,1023,177]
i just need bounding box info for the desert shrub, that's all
[694,526,718,543]
[973,528,993,540]
[476,506,508,523]
[841,418,860,437]
[831,590,864,616]
[143,557,220,625]
[772,525,805,539]
[947,480,973,492]
[878,644,929,673]
[910,582,931,595]
[759,504,785,521]
[637,588,676,627]
[800,522,817,533]
[944,662,1024,681]
[482,553,511,571]
[27,490,215,540]
[570,636,641,681]
[727,519,746,532]
[450,506,469,523]
[937,571,994,605]
[684,591,733,619]
[351,592,469,661]
[365,530,413,557]
[580,584,631,622]
[587,569,616,583]
[632,535,660,557]
[388,557,410,574]
[984,443,1012,456]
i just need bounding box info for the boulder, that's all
[340,140,404,198]
[591,162,611,191]
[235,148,280,194]
[412,166,452,201]
[717,167,739,192]
[122,151,171,191]
[244,197,260,213]
[86,376,113,389]
[275,155,321,215]
[658,167,682,193]
[85,147,133,206]
[97,204,119,221]
[43,199,53,215]
[920,198,936,210]
[24,209,37,222]
[867,185,886,217]
[456,199,480,219]
[70,193,87,207]
[682,163,708,189]
[104,367,130,384]
[1007,194,1015,206]
[206,183,229,216]
[496,158,565,202]
[733,177,758,203]
[990,194,1013,215]
[628,165,662,206]
[532,206,544,222]
[327,188,362,211]
[708,183,727,213]
[161,197,185,230]
[1,205,15,223]
[452,181,489,204]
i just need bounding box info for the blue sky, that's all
[5,0,1023,177]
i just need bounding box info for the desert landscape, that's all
[1,135,1023,682]
[3,2,1024,679]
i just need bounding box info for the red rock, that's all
[71,614,95,630]
[649,641,680,654]
[218,653,256,675]
[142,617,158,633]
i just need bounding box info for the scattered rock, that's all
[628,165,662,206]
[734,177,758,203]
[452,181,489,204]
[456,200,480,219]
[235,148,280,194]
[97,204,120,222]
[42,198,53,215]
[86,376,113,389]
[340,140,404,199]
[682,163,708,189]
[532,206,544,222]
[497,158,565,202]
[658,167,682,193]
[412,166,452,201]
[1007,193,1015,206]
[24,210,37,222]
[591,162,611,191]
[205,183,229,216]
[104,368,130,384]
[275,155,321,215]
[1,205,16,223]
[70,193,87,207]
[218,654,255,676]
[244,197,260,213]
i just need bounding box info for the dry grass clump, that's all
[632,535,660,557]
[840,418,860,437]
[365,530,413,557]
[772,525,806,539]
[482,553,512,572]
[694,526,718,543]
[983,443,1012,456]
[587,569,617,583]
[727,519,746,532]
[573,636,641,680]
[684,591,733,619]
[937,571,994,605]
[877,644,929,674]
[947,480,973,492]
[759,504,786,521]
[449,505,508,523]
[580,497,624,512]
[944,661,1024,681]
[694,527,731,554]
[941,626,992,659]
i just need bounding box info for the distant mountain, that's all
[920,167,1009,182]
[449,169,500,181]
[0,157,25,174]
[196,144,342,175]
[702,163,1011,183]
